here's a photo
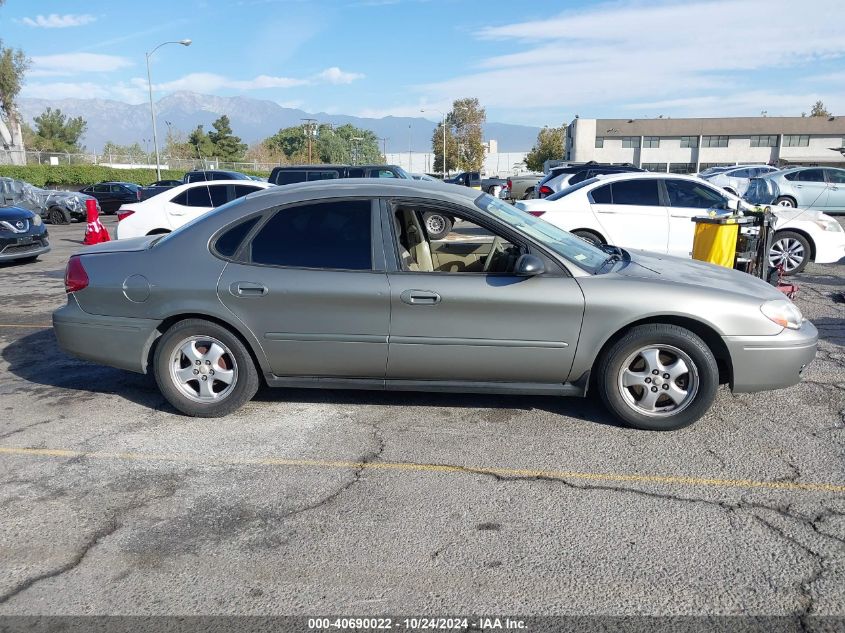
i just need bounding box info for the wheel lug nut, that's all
[652,369,659,375]
[651,386,658,392]
[663,373,670,379]
[195,360,200,365]
[201,375,207,381]
[209,370,214,375]
[645,377,651,383]
[193,369,199,375]
[205,360,211,365]
[663,384,669,390]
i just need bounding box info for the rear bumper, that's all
[724,321,818,393]
[52,296,161,374]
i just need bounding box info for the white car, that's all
[115,180,273,239]
[516,172,845,275]
[702,164,779,197]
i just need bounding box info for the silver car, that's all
[53,180,817,431]
[0,176,100,224]
[745,167,845,213]
[703,164,778,197]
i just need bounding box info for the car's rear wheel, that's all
[572,229,605,246]
[154,319,259,417]
[769,230,810,275]
[48,207,69,225]
[597,324,718,431]
[422,212,452,239]
[775,196,797,208]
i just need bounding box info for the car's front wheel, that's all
[597,324,718,431]
[48,207,69,225]
[153,319,259,417]
[769,230,810,275]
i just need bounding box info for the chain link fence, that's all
[0,149,284,173]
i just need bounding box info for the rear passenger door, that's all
[789,169,829,209]
[165,184,230,228]
[664,178,730,257]
[589,179,669,253]
[217,199,390,379]
[824,169,845,212]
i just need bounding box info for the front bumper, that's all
[808,228,845,264]
[53,295,161,374]
[0,234,50,261]
[724,320,818,393]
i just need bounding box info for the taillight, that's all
[117,209,135,222]
[538,185,553,197]
[527,210,546,217]
[65,256,89,293]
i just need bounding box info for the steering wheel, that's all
[483,236,505,272]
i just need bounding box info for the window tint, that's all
[729,168,753,178]
[825,169,845,184]
[215,217,260,258]
[185,187,212,207]
[275,171,307,185]
[665,179,727,208]
[347,168,365,178]
[233,185,261,199]
[371,169,398,178]
[610,179,660,206]
[590,184,612,204]
[249,200,372,270]
[93,184,110,193]
[569,171,588,185]
[307,171,340,181]
[796,169,825,183]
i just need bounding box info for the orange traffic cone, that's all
[83,198,110,245]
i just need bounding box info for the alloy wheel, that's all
[617,345,699,417]
[769,238,805,272]
[169,335,238,403]
[425,214,447,236]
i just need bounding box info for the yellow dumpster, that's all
[691,216,740,268]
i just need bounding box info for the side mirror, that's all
[725,198,739,211]
[515,253,545,276]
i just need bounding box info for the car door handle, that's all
[400,289,441,305]
[230,282,268,297]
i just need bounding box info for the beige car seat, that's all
[394,209,433,271]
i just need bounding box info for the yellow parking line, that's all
[0,324,51,329]
[1,446,843,494]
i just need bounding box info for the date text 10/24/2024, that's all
[307,617,528,630]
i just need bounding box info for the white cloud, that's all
[30,53,132,77]
[20,13,96,28]
[417,0,845,119]
[151,72,308,93]
[316,67,365,85]
[21,82,110,100]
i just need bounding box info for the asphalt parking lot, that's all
[0,216,844,619]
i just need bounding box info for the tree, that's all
[449,97,486,171]
[810,100,831,117]
[28,107,87,152]
[525,125,566,172]
[100,141,148,161]
[244,140,287,165]
[187,124,216,158]
[207,115,247,161]
[0,37,29,164]
[264,122,381,164]
[164,128,196,159]
[265,126,308,162]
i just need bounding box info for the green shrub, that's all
[0,164,271,187]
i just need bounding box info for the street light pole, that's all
[350,136,364,165]
[146,39,192,180]
[421,108,447,178]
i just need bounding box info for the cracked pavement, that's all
[0,216,843,616]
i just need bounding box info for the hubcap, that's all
[617,345,699,417]
[777,199,795,207]
[169,336,238,403]
[769,238,805,272]
[426,215,446,234]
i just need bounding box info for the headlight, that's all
[31,214,42,226]
[760,299,804,330]
[813,218,843,232]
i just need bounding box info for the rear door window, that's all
[796,169,825,182]
[275,171,307,185]
[307,170,340,181]
[824,169,845,184]
[609,179,660,206]
[248,200,372,270]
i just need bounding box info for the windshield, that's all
[394,166,411,179]
[475,193,609,273]
[546,177,600,201]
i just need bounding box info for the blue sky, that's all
[3,0,844,126]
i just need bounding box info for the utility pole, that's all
[301,118,317,163]
[379,137,389,160]
[408,123,412,172]
[351,136,364,165]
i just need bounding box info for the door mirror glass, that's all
[514,253,545,276]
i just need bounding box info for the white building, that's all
[566,116,845,173]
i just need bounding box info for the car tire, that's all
[422,212,452,240]
[522,188,535,200]
[769,230,811,275]
[153,318,259,418]
[572,230,605,246]
[775,196,797,208]
[48,207,70,225]
[597,324,718,431]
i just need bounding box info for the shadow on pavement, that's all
[811,317,845,346]
[4,329,622,428]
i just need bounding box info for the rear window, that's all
[590,184,612,204]
[248,200,372,270]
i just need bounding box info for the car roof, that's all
[272,164,401,170]
[589,172,702,183]
[159,180,274,196]
[247,177,479,204]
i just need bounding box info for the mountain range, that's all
[18,92,540,154]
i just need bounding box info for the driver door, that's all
[383,200,584,386]
[665,178,731,258]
